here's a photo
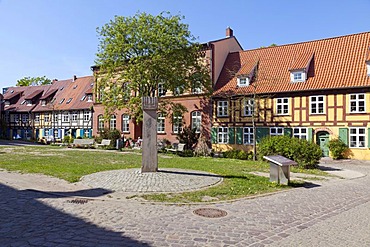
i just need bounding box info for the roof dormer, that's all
[237,76,250,87]
[237,60,259,87]
[366,61,370,76]
[289,51,314,83]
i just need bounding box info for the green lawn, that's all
[0,145,327,202]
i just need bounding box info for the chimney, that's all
[72,75,77,82]
[226,27,233,37]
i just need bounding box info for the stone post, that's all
[141,97,158,172]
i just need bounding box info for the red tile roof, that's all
[214,32,370,96]
[4,85,50,112]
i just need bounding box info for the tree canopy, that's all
[16,76,52,86]
[95,12,211,120]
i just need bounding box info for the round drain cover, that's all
[193,208,227,218]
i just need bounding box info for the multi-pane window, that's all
[22,114,29,123]
[310,96,325,114]
[349,94,365,113]
[14,114,20,122]
[62,112,69,122]
[122,115,130,133]
[44,114,50,123]
[87,94,93,102]
[270,127,284,136]
[110,115,116,130]
[217,101,229,117]
[191,111,201,133]
[243,127,254,145]
[237,77,249,87]
[44,129,49,137]
[276,98,289,115]
[217,127,228,144]
[98,115,104,131]
[349,128,366,148]
[54,113,58,122]
[293,72,302,81]
[84,111,90,121]
[84,129,90,138]
[158,83,166,96]
[35,113,40,122]
[72,111,78,121]
[24,129,30,139]
[157,113,165,133]
[243,98,254,116]
[293,127,307,139]
[172,115,182,134]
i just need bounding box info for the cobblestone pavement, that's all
[1,159,370,246]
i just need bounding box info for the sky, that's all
[0,0,369,89]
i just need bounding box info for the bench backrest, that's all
[177,143,186,152]
[101,139,111,145]
[73,139,95,145]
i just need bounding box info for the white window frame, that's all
[35,113,40,122]
[158,83,166,97]
[349,93,366,113]
[243,98,254,116]
[22,114,29,123]
[84,129,90,138]
[122,114,130,133]
[237,76,250,87]
[110,115,116,130]
[270,127,284,136]
[41,100,46,106]
[191,81,202,94]
[98,115,104,131]
[217,100,229,117]
[44,114,50,123]
[66,98,73,104]
[310,95,325,114]
[291,71,306,82]
[293,127,308,140]
[157,113,165,133]
[172,115,182,134]
[243,127,254,145]
[84,111,90,121]
[217,127,228,144]
[366,62,370,76]
[349,127,366,148]
[44,129,50,137]
[62,112,69,122]
[276,98,289,115]
[72,111,78,121]
[87,94,93,102]
[191,111,201,133]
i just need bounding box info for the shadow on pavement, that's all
[159,169,249,180]
[0,183,151,246]
[289,181,321,189]
[318,165,342,171]
[25,188,112,198]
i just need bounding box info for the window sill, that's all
[309,113,326,115]
[157,132,166,135]
[217,115,229,118]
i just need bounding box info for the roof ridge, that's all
[239,31,370,53]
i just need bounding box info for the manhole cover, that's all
[193,208,227,218]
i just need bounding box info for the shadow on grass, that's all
[158,169,250,180]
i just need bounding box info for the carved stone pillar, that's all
[141,97,158,172]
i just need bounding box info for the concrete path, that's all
[1,159,370,246]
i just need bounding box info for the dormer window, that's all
[290,71,306,82]
[237,76,250,87]
[366,61,370,76]
[81,95,86,101]
[66,98,73,104]
[59,98,65,104]
[5,101,10,106]
[26,100,32,106]
[41,100,46,106]
[87,94,93,102]
[21,100,26,105]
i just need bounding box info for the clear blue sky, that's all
[0,0,369,89]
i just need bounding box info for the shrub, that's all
[222,150,252,160]
[258,135,322,169]
[328,138,349,160]
[63,136,71,144]
[176,126,200,150]
[99,128,121,147]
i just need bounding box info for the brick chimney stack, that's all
[226,27,233,37]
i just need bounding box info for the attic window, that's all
[60,86,64,91]
[367,61,370,76]
[66,98,73,104]
[59,98,65,104]
[237,76,250,87]
[41,100,46,106]
[73,85,78,89]
[10,90,14,93]
[81,95,86,101]
[290,71,306,82]
[87,94,93,102]
[5,101,10,106]
[21,100,26,105]
[26,100,32,106]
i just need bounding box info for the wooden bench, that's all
[72,138,95,148]
[166,143,186,153]
[97,139,111,148]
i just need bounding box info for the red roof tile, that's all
[214,32,370,97]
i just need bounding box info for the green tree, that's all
[95,12,211,120]
[16,76,52,86]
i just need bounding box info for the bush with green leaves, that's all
[222,149,253,160]
[327,138,349,160]
[176,126,199,150]
[258,135,322,169]
[63,136,72,144]
[98,128,121,147]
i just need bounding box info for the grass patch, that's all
[0,145,327,202]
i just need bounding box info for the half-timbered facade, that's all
[212,32,370,160]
